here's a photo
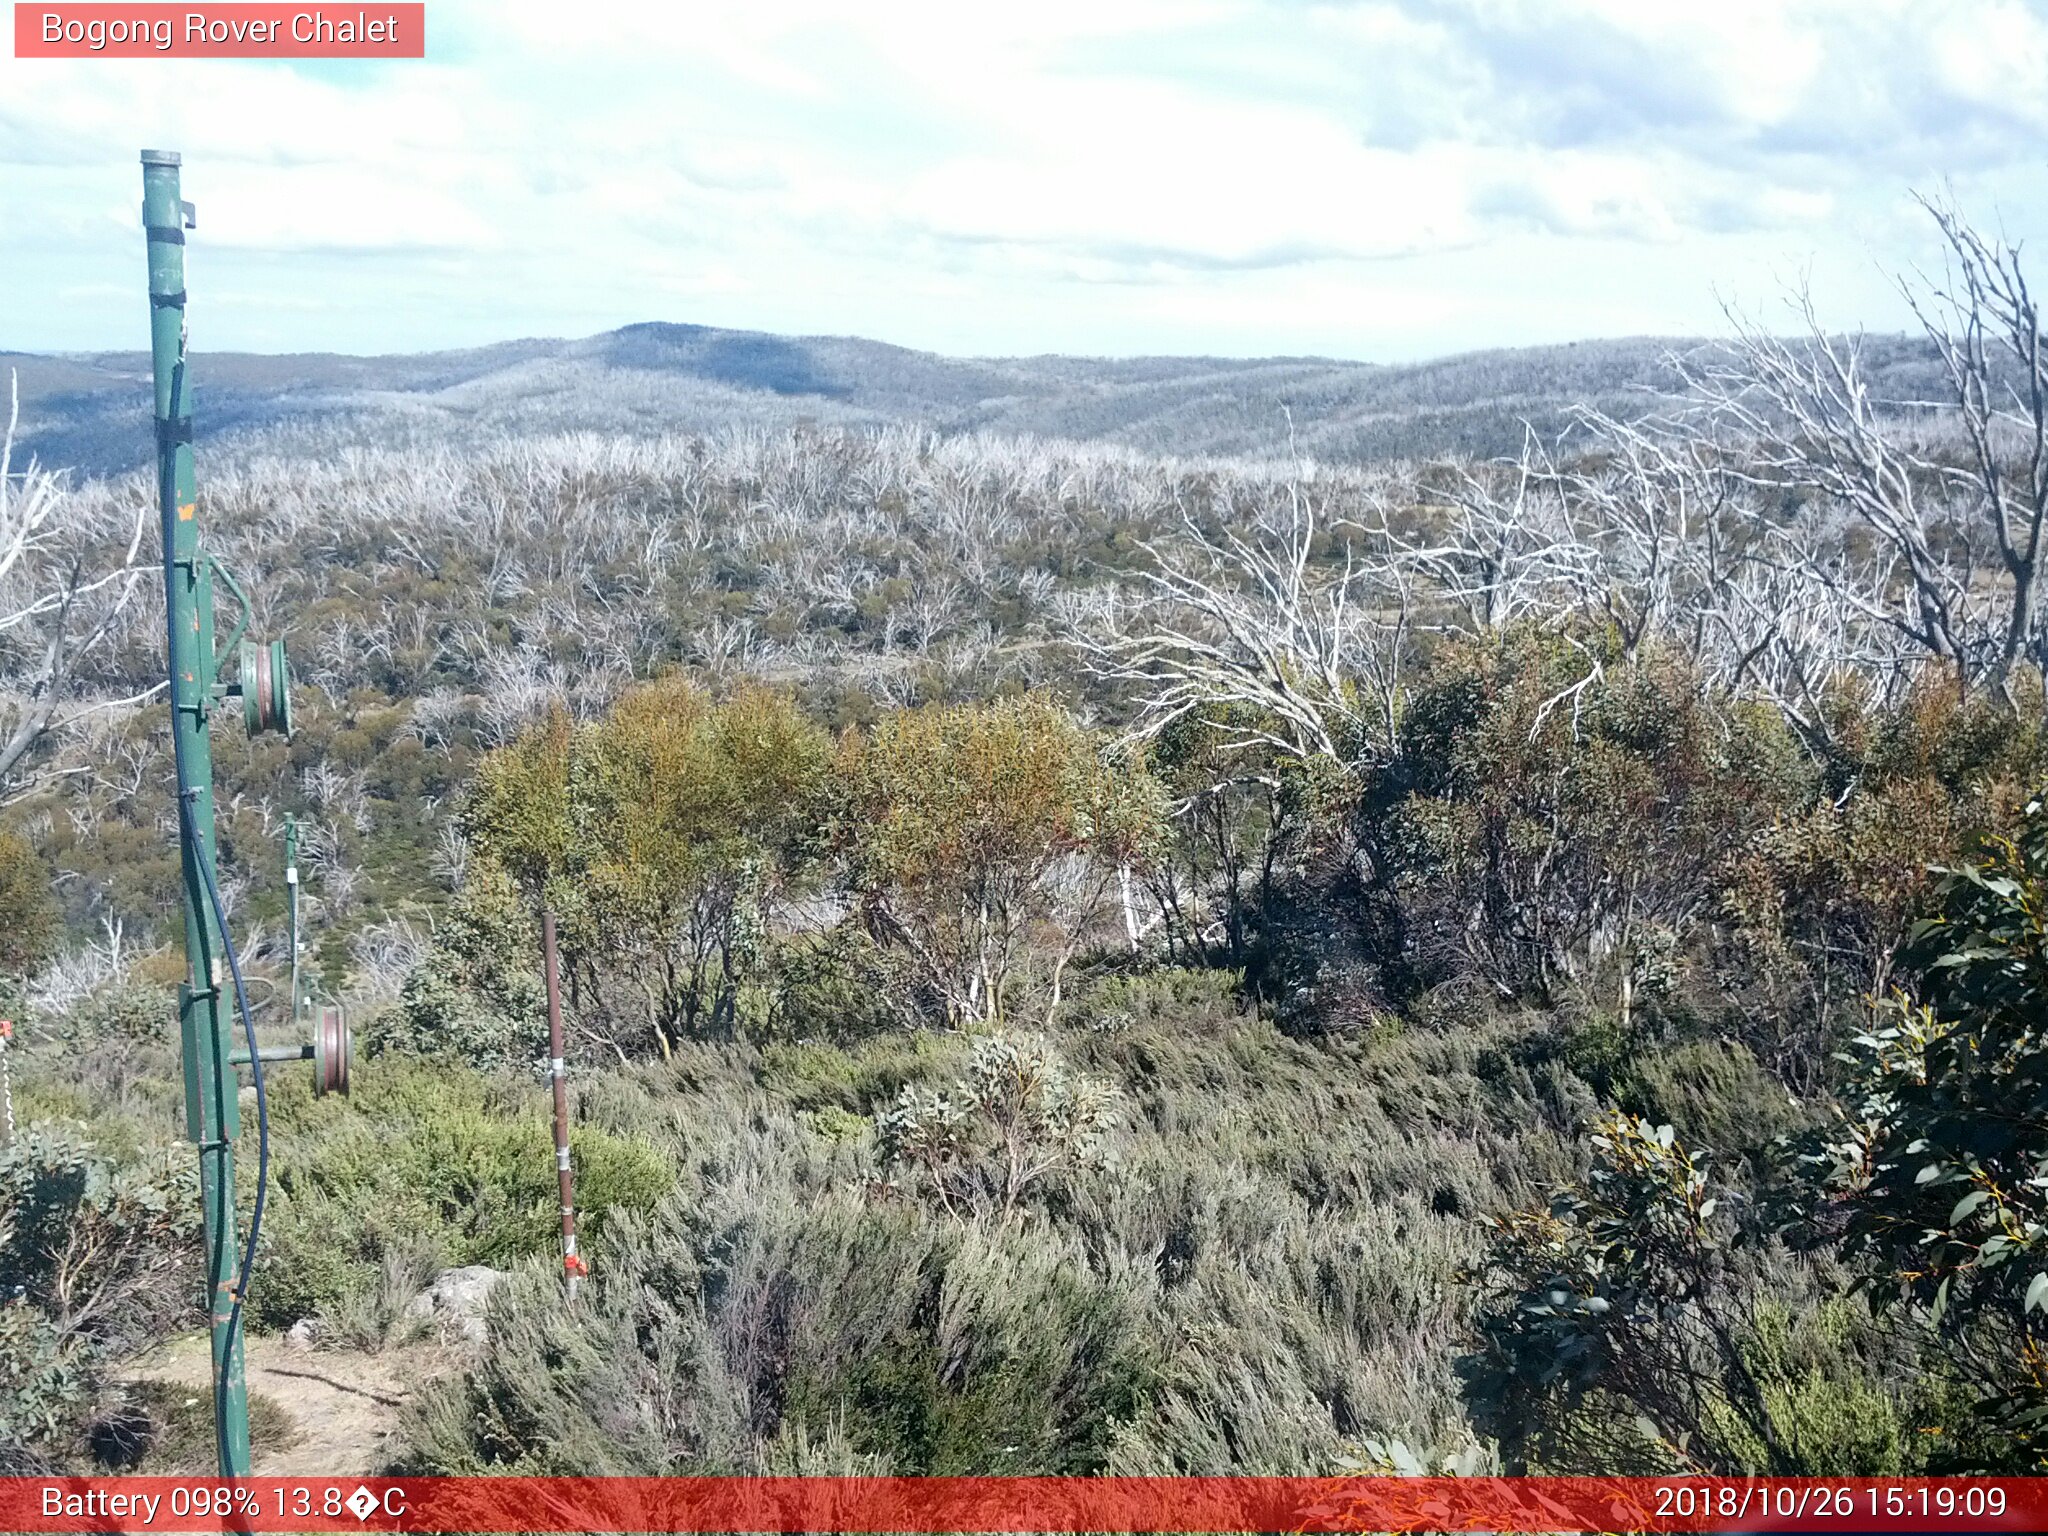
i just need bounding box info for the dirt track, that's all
[121,1332,454,1475]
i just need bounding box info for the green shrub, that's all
[1468,1112,1938,1474]
[0,1130,200,1467]
[875,1033,1121,1222]
[838,693,1164,1028]
[381,866,544,1070]
[399,1195,1155,1475]
[95,1380,298,1474]
[1617,1039,1807,1164]
[1071,966,1247,1037]
[1368,628,1808,1009]
[1557,1010,1633,1097]
[0,831,60,979]
[736,928,907,1042]
[1710,1301,1920,1475]
[244,1200,374,1334]
[782,1220,1152,1473]
[1810,794,2048,1465]
[799,1105,869,1143]
[0,1301,86,1470]
[37,981,173,1047]
[755,1032,960,1114]
[1471,1113,1781,1471]
[254,1057,672,1323]
[0,1129,200,1353]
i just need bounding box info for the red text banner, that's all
[1,1476,2042,1534]
[14,4,425,58]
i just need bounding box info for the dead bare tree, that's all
[1538,411,1763,665]
[1901,193,2048,696]
[1406,431,1599,635]
[1081,478,1402,768]
[0,374,157,794]
[1686,296,1970,679]
[1679,195,2048,706]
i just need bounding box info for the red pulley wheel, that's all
[313,1004,350,1096]
[239,638,293,737]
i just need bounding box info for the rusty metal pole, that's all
[541,911,582,1300]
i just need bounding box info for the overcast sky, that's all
[4,0,2047,361]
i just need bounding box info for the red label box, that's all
[2,1476,2043,1534]
[14,3,425,57]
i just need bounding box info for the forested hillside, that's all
[3,203,2046,1480]
[1,324,1951,478]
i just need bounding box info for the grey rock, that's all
[403,1264,508,1344]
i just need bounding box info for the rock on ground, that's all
[403,1264,509,1344]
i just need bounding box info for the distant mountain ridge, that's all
[0,321,1943,479]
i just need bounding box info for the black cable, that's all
[184,790,269,1376]
[158,352,270,1474]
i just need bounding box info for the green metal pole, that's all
[142,148,252,1478]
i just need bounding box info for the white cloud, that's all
[1,0,2043,358]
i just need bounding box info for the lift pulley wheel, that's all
[313,1004,351,1097]
[240,638,293,737]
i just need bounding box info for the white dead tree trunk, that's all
[1679,195,2048,705]
[1900,193,2048,696]
[1079,478,1401,769]
[1406,430,1600,635]
[0,373,156,794]
[1684,295,1971,678]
